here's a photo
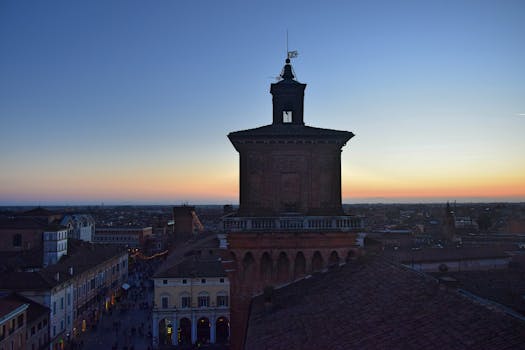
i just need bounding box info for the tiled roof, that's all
[0,217,47,229]
[18,207,58,217]
[0,240,127,291]
[154,257,225,279]
[0,249,43,271]
[0,297,27,318]
[246,258,525,350]
[2,293,49,323]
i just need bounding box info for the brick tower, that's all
[221,58,363,349]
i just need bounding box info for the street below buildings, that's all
[70,259,159,350]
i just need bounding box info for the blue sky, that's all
[1,0,524,205]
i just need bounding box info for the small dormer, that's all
[270,58,307,125]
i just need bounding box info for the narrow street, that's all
[71,260,159,350]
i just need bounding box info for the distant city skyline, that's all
[1,1,524,205]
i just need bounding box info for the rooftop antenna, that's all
[286,29,289,57]
[286,30,298,60]
[284,30,299,80]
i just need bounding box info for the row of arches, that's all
[159,316,229,345]
[229,249,357,283]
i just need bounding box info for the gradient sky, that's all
[1,0,524,205]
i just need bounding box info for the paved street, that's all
[72,263,156,350]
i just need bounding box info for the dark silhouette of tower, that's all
[442,202,457,242]
[221,58,363,349]
[172,205,203,243]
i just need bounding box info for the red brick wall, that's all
[237,143,344,216]
[221,231,360,350]
[0,228,42,251]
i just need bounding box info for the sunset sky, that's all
[1,0,524,205]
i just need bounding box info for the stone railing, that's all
[222,215,364,232]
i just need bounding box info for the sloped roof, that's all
[246,258,525,350]
[154,257,225,279]
[3,293,49,323]
[0,240,127,291]
[18,207,58,217]
[0,217,47,229]
[228,124,353,141]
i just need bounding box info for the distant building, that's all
[397,247,511,272]
[0,208,95,257]
[43,226,68,267]
[0,217,47,252]
[442,202,457,242]
[152,257,230,348]
[507,219,525,234]
[172,206,204,243]
[93,226,152,247]
[60,214,95,242]
[0,297,28,350]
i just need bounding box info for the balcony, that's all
[222,215,364,233]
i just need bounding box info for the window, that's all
[17,314,23,328]
[43,319,47,327]
[60,320,64,330]
[182,279,187,284]
[53,326,56,337]
[163,280,168,285]
[201,279,206,284]
[12,234,22,247]
[67,293,71,306]
[181,294,191,308]
[220,278,224,283]
[31,326,35,335]
[283,110,292,123]
[198,292,209,308]
[161,296,169,309]
[217,294,229,307]
[53,302,56,315]
[60,297,64,309]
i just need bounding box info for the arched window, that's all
[180,292,191,308]
[198,292,210,308]
[216,291,229,307]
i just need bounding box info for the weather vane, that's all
[286,30,298,60]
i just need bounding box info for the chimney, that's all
[68,267,74,276]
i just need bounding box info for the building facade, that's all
[94,227,153,247]
[152,258,230,348]
[42,228,68,267]
[172,206,204,243]
[0,241,128,350]
[222,58,363,349]
[0,298,28,350]
[60,215,95,242]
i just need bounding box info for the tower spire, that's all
[281,58,295,80]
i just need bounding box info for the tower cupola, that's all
[270,58,307,125]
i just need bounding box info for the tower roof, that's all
[280,58,295,81]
